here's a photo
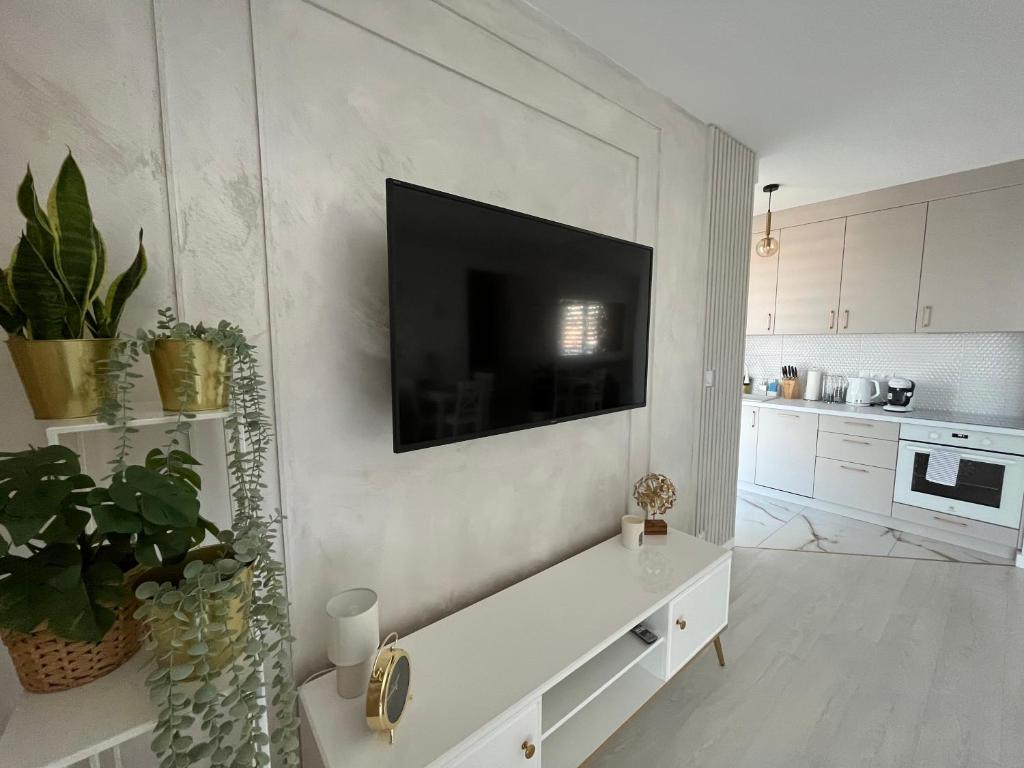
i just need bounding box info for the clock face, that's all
[385,655,411,724]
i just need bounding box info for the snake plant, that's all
[0,151,147,340]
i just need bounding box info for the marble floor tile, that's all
[733,492,803,547]
[733,492,1014,566]
[888,530,1014,564]
[757,507,899,557]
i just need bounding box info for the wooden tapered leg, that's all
[712,635,725,667]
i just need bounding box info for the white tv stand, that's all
[300,530,731,767]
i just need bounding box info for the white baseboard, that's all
[737,482,1018,561]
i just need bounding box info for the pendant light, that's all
[756,183,781,258]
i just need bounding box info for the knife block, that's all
[781,379,800,399]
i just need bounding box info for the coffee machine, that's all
[883,378,915,412]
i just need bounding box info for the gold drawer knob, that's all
[676,618,687,630]
[521,740,536,759]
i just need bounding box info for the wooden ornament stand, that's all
[644,519,668,535]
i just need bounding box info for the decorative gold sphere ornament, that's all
[632,473,676,535]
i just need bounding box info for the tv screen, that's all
[387,179,653,453]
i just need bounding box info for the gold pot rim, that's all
[152,337,217,345]
[6,336,115,346]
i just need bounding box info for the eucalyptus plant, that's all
[100,309,299,768]
[0,151,147,339]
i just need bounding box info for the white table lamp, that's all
[326,588,379,699]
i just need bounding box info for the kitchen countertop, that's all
[741,395,1024,436]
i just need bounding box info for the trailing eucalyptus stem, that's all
[212,318,300,764]
[113,309,299,768]
[97,337,143,476]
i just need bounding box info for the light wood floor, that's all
[587,548,1024,768]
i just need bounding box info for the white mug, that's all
[621,515,644,550]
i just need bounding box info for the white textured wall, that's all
[745,332,1024,417]
[0,0,717,754]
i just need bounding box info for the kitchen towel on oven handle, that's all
[925,451,961,486]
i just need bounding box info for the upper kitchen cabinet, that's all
[918,184,1024,332]
[772,218,846,335]
[838,204,926,334]
[746,231,779,335]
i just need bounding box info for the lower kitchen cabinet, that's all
[813,456,895,516]
[754,409,818,496]
[737,404,759,484]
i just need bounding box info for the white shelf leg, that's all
[88,754,102,768]
[113,744,124,768]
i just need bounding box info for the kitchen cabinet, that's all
[754,409,818,496]
[772,218,847,335]
[737,404,758,484]
[838,204,926,334]
[813,457,895,516]
[917,184,1024,332]
[746,231,779,335]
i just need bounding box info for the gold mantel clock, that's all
[366,632,411,744]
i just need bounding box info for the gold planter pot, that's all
[150,339,230,412]
[138,546,252,678]
[6,337,114,419]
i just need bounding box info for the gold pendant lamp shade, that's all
[756,183,781,258]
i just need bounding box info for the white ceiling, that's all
[527,0,1024,210]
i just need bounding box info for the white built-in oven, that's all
[894,423,1024,529]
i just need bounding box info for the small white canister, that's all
[621,515,644,550]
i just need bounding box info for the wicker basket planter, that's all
[1,600,141,693]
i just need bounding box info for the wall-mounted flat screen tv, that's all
[387,179,653,453]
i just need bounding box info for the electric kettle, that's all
[845,377,882,406]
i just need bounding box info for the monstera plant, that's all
[1,150,148,418]
[0,443,215,693]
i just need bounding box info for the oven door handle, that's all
[899,442,1019,467]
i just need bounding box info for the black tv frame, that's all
[386,178,654,453]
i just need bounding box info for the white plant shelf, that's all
[42,406,231,445]
[0,657,153,768]
[0,405,238,767]
[541,632,664,739]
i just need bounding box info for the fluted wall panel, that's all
[695,127,756,544]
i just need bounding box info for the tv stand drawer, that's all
[668,560,730,675]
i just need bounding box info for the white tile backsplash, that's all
[744,332,1024,418]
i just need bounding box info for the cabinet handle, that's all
[767,312,772,331]
[751,410,757,428]
[521,741,536,759]
[829,310,836,330]
[777,412,800,418]
[844,421,871,427]
[932,515,968,528]
[843,309,850,329]
[676,618,687,630]
[839,465,869,473]
[842,438,871,446]
[921,305,933,328]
